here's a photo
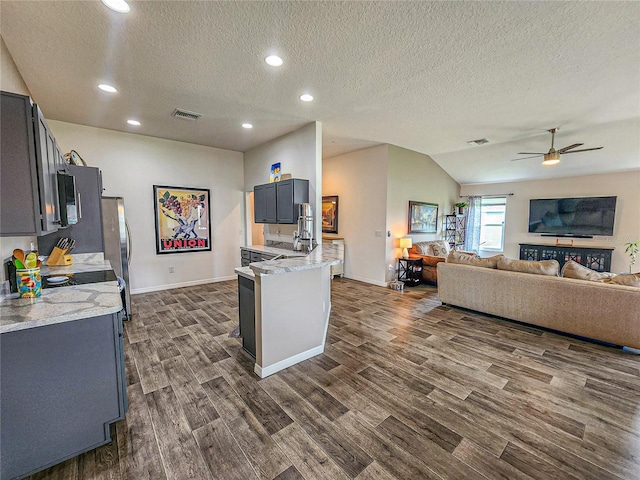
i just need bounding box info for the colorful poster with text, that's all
[153,185,211,254]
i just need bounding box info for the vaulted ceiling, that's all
[1,1,638,184]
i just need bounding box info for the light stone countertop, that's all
[235,266,255,280]
[1,253,122,334]
[240,245,307,258]
[248,243,344,275]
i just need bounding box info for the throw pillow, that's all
[605,273,640,287]
[431,240,450,257]
[414,242,434,256]
[497,257,560,276]
[561,260,615,282]
[447,251,502,269]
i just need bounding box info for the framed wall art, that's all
[153,185,211,254]
[408,200,438,234]
[322,196,339,234]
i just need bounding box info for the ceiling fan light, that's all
[542,152,560,166]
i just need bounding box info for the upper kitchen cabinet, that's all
[1,92,62,236]
[254,179,309,224]
[276,179,309,223]
[254,183,277,223]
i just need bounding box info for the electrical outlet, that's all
[169,266,174,273]
[388,264,394,271]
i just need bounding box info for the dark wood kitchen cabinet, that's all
[0,312,127,480]
[238,275,256,357]
[253,178,309,224]
[1,91,64,236]
[254,183,277,223]
[276,178,309,223]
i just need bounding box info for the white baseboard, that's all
[254,344,325,378]
[131,275,237,295]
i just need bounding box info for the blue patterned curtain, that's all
[464,196,482,253]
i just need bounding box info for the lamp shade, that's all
[400,237,412,258]
[399,238,412,249]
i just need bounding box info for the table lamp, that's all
[400,237,412,258]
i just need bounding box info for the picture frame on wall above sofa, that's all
[408,200,438,234]
[322,196,339,234]
[153,185,212,254]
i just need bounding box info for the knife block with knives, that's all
[46,238,75,266]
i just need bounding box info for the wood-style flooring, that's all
[29,278,640,479]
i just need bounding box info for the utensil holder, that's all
[16,267,41,298]
[46,247,73,266]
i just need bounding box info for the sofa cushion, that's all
[413,242,433,255]
[419,255,446,268]
[413,240,450,257]
[606,273,640,287]
[497,257,560,276]
[431,240,450,257]
[561,260,615,282]
[447,251,502,268]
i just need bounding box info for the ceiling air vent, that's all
[467,138,489,146]
[171,108,202,121]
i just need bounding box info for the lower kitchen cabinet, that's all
[0,312,127,480]
[240,247,277,266]
[238,275,256,358]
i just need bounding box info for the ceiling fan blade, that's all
[562,147,604,154]
[558,143,584,153]
[511,154,543,161]
[517,152,545,155]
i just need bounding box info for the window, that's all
[479,197,506,251]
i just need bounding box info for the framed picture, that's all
[408,201,438,234]
[270,162,281,183]
[153,185,211,254]
[322,195,339,234]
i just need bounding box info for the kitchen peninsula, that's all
[0,255,126,480]
[236,243,344,378]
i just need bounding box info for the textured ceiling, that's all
[1,1,639,184]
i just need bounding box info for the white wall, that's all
[243,122,322,243]
[461,170,640,273]
[386,145,461,281]
[0,35,36,281]
[323,145,389,286]
[48,121,244,293]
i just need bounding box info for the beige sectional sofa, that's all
[437,262,640,349]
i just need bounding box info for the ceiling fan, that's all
[512,128,603,166]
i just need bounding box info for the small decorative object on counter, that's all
[47,237,74,265]
[16,267,41,298]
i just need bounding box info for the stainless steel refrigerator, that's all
[101,197,132,319]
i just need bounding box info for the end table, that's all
[398,257,422,286]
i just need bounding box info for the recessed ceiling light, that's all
[265,55,283,67]
[242,123,253,129]
[127,119,141,126]
[299,94,314,102]
[101,0,130,13]
[98,84,117,93]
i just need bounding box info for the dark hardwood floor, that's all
[29,278,640,479]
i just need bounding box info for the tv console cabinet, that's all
[519,243,613,272]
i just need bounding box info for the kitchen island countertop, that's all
[245,243,344,276]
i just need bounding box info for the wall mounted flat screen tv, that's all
[528,196,617,236]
